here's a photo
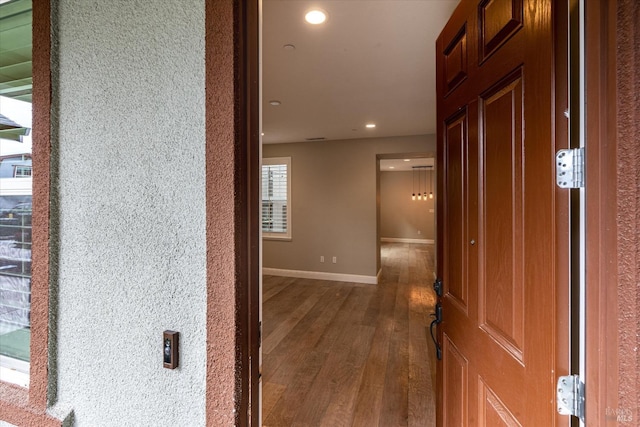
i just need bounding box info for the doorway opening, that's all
[259,1,457,425]
[378,156,436,248]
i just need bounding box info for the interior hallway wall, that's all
[262,134,435,278]
[380,170,434,241]
[52,1,207,425]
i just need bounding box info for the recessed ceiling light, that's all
[269,100,281,106]
[404,159,411,162]
[366,123,376,128]
[305,9,327,25]
[283,44,296,50]
[389,166,395,169]
[261,132,265,136]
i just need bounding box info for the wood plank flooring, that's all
[262,243,438,427]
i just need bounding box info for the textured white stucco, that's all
[53,1,207,425]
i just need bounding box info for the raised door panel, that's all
[442,334,468,426]
[478,0,523,62]
[479,68,525,362]
[444,111,469,310]
[479,378,522,426]
[443,25,468,95]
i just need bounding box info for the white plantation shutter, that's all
[262,157,291,239]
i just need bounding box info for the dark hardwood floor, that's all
[262,243,437,427]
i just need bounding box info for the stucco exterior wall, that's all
[52,1,207,425]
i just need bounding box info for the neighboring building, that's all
[0,154,32,179]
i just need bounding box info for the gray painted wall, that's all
[53,1,206,425]
[262,135,435,277]
[380,171,435,240]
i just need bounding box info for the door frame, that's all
[205,0,260,426]
[214,0,639,425]
[584,1,639,424]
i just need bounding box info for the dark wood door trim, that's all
[585,0,640,424]
[242,0,261,424]
[585,2,618,422]
[205,0,260,425]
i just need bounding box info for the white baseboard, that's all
[263,268,378,285]
[381,237,434,244]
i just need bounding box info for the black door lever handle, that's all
[430,302,442,360]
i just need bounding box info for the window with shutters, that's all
[261,157,291,240]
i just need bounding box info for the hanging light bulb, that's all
[411,166,416,200]
[429,169,434,199]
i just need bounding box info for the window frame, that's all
[13,164,32,177]
[0,0,68,424]
[261,156,291,241]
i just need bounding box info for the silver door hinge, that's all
[556,148,585,188]
[557,375,585,422]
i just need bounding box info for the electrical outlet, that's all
[332,256,337,264]
[320,256,325,263]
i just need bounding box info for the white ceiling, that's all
[262,0,459,145]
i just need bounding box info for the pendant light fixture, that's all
[411,166,433,201]
[411,165,432,201]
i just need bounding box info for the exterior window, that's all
[0,0,32,387]
[14,165,32,177]
[262,157,291,240]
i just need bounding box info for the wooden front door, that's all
[435,0,569,425]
